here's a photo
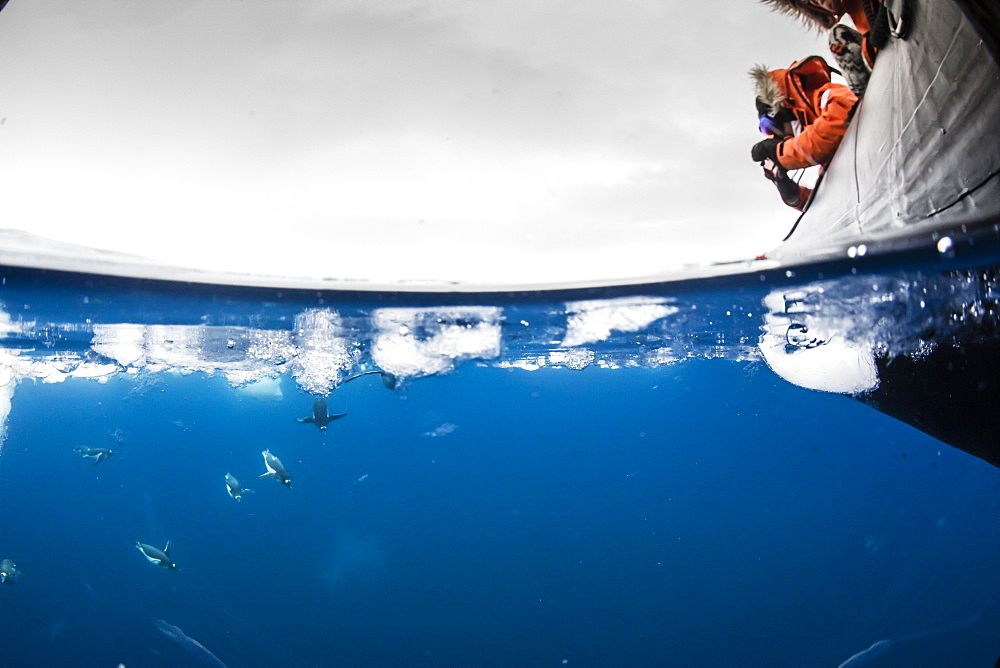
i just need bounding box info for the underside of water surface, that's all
[1,247,999,666]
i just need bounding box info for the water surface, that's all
[1,253,998,667]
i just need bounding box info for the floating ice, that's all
[237,376,284,401]
[645,348,682,365]
[548,349,595,370]
[245,329,297,368]
[371,307,501,378]
[6,305,505,404]
[499,358,545,371]
[561,296,678,347]
[93,323,288,386]
[92,323,146,366]
[0,269,989,418]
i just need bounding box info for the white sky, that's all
[0,1,829,286]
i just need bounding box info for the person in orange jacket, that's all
[759,0,894,95]
[749,56,859,210]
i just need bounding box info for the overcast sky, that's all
[0,1,829,285]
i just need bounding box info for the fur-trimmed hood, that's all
[750,57,838,125]
[758,0,839,31]
[750,64,786,116]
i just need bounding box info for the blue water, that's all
[1,258,998,667]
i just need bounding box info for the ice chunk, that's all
[548,349,595,369]
[372,307,501,378]
[561,296,678,347]
[92,323,147,366]
[237,376,284,401]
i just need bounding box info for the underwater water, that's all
[0,251,998,667]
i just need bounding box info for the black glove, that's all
[762,162,803,208]
[751,137,782,164]
[869,1,890,50]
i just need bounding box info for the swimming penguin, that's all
[136,541,177,570]
[343,370,399,390]
[225,473,253,501]
[74,445,114,465]
[258,449,292,488]
[296,398,346,433]
[0,558,25,584]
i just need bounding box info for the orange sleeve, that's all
[777,84,858,170]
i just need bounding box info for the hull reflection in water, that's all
[760,268,1000,468]
[0,256,997,666]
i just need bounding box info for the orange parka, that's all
[769,57,859,170]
